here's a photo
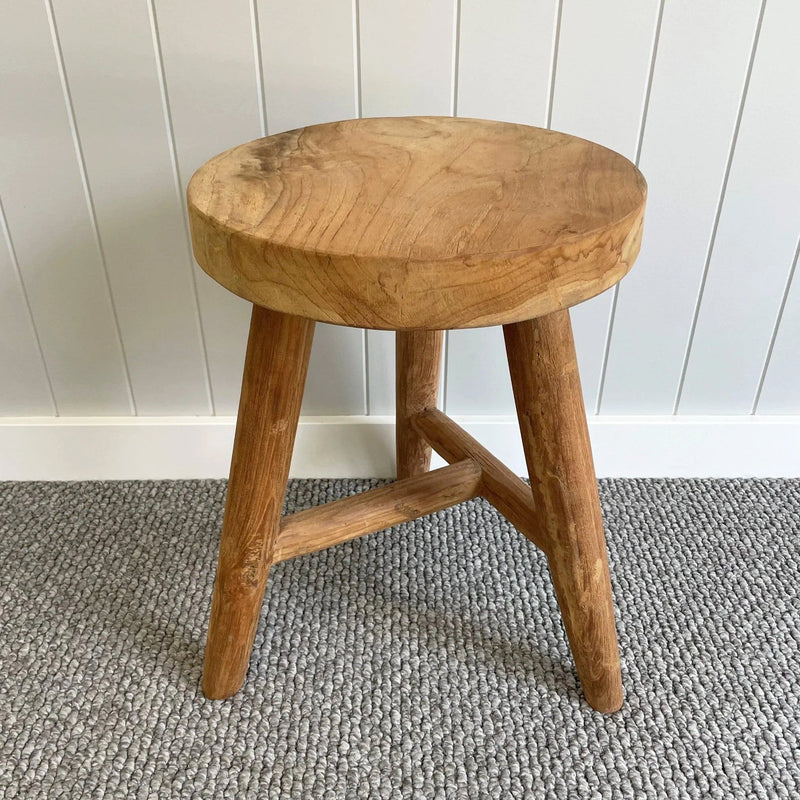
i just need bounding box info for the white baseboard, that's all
[0,414,798,480]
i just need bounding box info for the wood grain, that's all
[410,408,545,552]
[504,310,622,713]
[193,115,639,709]
[396,330,443,478]
[273,459,482,562]
[202,305,314,700]
[188,116,646,330]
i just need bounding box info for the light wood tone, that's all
[396,330,443,478]
[192,115,640,709]
[202,305,314,700]
[410,408,545,552]
[503,310,622,713]
[188,116,646,330]
[273,459,482,562]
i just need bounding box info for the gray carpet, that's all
[0,478,798,799]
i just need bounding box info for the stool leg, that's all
[503,310,622,713]
[202,305,314,699]
[396,330,444,478]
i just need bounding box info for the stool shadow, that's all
[56,483,574,700]
[69,531,576,702]
[272,536,578,700]
[70,549,211,695]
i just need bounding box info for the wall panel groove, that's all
[147,0,215,414]
[443,0,463,413]
[549,0,663,414]
[43,0,138,416]
[360,0,457,414]
[1,0,798,437]
[51,0,213,414]
[593,0,665,414]
[545,0,563,129]
[756,234,800,413]
[154,0,261,415]
[250,0,268,137]
[599,0,763,414]
[352,0,363,119]
[450,0,462,117]
[677,0,800,414]
[672,0,767,414]
[446,0,560,415]
[353,0,367,414]
[257,0,365,415]
[753,235,800,413]
[0,195,56,415]
[0,0,133,415]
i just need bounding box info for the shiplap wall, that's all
[1,0,798,476]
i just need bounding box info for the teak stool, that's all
[187,116,646,713]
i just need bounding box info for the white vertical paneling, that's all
[1,0,799,432]
[457,0,558,125]
[0,1,132,415]
[154,0,261,414]
[365,329,396,416]
[445,1,558,414]
[257,0,356,133]
[51,0,211,414]
[550,0,661,409]
[301,324,365,415]
[756,240,800,413]
[599,0,763,413]
[0,199,54,415]
[359,0,455,118]
[678,1,800,413]
[359,0,456,413]
[445,325,513,414]
[257,0,364,415]
[550,0,660,158]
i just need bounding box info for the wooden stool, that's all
[188,117,646,713]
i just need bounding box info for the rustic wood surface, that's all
[504,310,623,713]
[202,306,314,700]
[273,459,482,562]
[410,408,545,552]
[194,116,640,710]
[188,116,646,329]
[396,330,443,479]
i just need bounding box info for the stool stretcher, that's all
[273,459,482,562]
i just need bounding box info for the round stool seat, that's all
[188,116,646,330]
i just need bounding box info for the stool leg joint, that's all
[409,408,546,552]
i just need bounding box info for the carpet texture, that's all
[0,478,798,799]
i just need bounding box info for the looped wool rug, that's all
[0,478,798,798]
